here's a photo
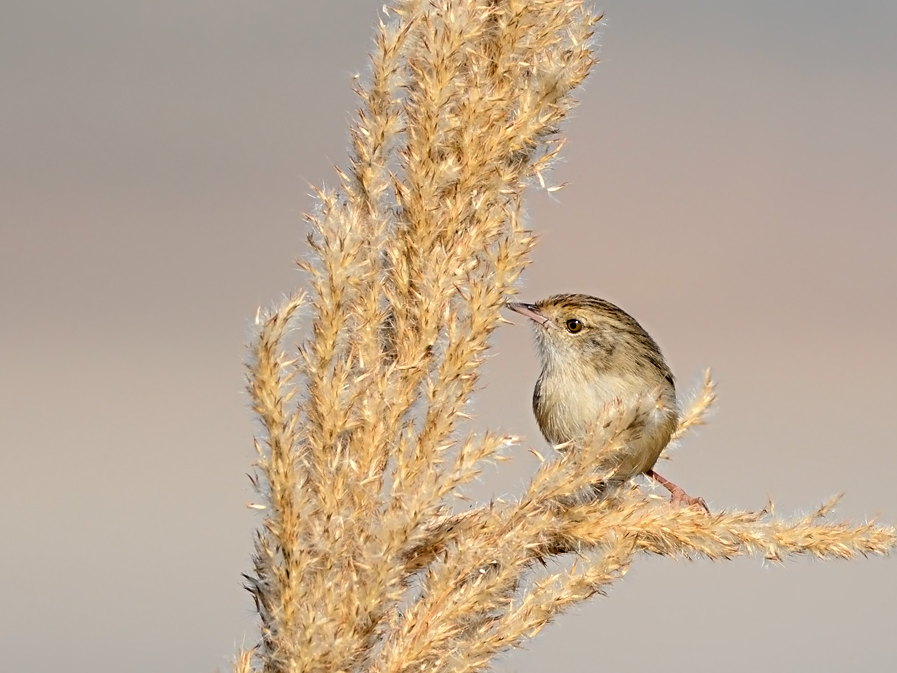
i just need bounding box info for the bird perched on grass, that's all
[507,293,707,511]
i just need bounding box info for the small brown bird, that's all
[507,293,707,510]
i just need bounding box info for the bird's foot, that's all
[646,469,709,514]
[669,488,709,513]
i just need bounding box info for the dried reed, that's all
[238,2,895,672]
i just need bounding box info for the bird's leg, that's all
[646,470,709,513]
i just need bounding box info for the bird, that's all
[506,293,707,511]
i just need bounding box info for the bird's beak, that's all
[505,302,552,328]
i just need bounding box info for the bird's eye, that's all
[565,318,583,333]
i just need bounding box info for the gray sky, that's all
[2,2,895,671]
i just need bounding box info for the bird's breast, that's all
[533,367,678,477]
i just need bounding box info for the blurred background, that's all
[2,1,895,671]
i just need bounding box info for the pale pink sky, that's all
[2,2,895,671]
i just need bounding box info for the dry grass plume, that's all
[237,2,895,672]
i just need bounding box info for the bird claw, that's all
[646,469,710,514]
[669,489,710,514]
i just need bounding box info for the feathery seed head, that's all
[239,5,896,672]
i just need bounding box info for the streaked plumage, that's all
[507,294,706,509]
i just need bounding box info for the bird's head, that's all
[506,293,672,385]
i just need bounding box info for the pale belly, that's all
[533,372,678,480]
